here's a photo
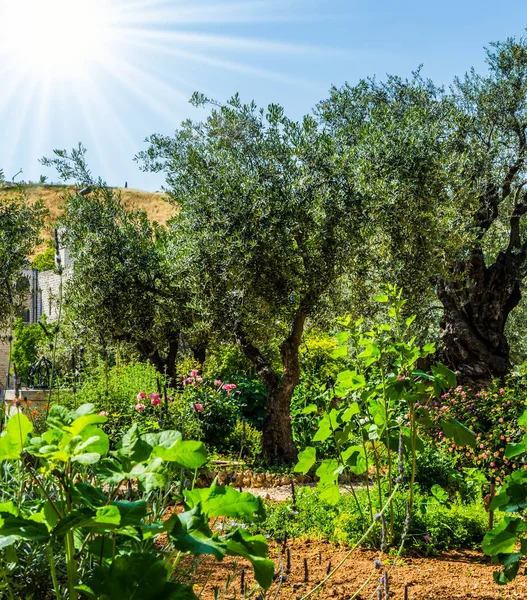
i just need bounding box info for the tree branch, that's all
[235,330,279,391]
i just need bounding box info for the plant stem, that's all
[409,403,417,511]
[299,486,398,600]
[380,364,394,542]
[47,545,61,599]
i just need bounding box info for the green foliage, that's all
[0,404,273,598]
[31,240,56,272]
[10,318,47,382]
[0,191,46,328]
[293,289,469,521]
[423,377,527,484]
[252,487,487,552]
[225,419,262,460]
[43,145,189,380]
[138,93,366,461]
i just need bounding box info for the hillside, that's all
[1,184,175,252]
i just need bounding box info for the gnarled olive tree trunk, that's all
[437,244,525,385]
[236,307,307,464]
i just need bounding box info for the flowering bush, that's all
[179,371,240,450]
[423,378,527,484]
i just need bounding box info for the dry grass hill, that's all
[2,184,174,253]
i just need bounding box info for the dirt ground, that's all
[190,537,527,600]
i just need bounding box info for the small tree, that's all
[138,94,364,462]
[0,191,45,329]
[42,147,189,382]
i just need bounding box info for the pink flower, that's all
[183,377,195,385]
[480,444,485,449]
[167,395,173,402]
[137,391,146,401]
[223,383,237,391]
[150,393,161,406]
[194,403,203,412]
[490,462,496,467]
[214,379,222,387]
[423,535,431,543]
[499,388,505,395]
[397,375,405,381]
[135,403,146,412]
[475,393,481,398]
[99,410,107,416]
[190,369,199,377]
[196,376,203,383]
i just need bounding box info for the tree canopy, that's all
[138,93,365,461]
[0,190,45,330]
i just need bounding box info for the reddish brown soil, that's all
[188,538,527,599]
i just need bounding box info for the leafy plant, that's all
[0,403,274,598]
[293,287,475,546]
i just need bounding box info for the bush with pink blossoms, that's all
[423,376,527,484]
[179,370,240,450]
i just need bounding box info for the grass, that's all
[1,183,175,254]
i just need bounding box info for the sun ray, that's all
[114,35,318,89]
[1,0,345,186]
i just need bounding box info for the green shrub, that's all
[226,419,263,459]
[11,318,47,382]
[424,377,527,485]
[251,487,488,552]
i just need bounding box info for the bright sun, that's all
[0,0,115,79]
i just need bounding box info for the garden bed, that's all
[193,538,526,599]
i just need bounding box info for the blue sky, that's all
[1,0,527,191]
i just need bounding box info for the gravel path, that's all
[240,482,364,502]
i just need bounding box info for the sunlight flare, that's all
[0,0,115,78]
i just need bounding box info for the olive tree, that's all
[319,36,527,384]
[138,94,364,462]
[42,147,189,382]
[0,191,45,330]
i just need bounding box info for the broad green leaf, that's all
[294,446,316,475]
[300,404,318,415]
[67,414,107,436]
[505,442,526,459]
[331,345,348,359]
[430,484,448,504]
[119,423,152,462]
[335,370,365,396]
[316,459,339,488]
[439,418,476,448]
[131,458,168,492]
[374,294,389,302]
[405,315,416,327]
[85,552,190,599]
[96,458,127,486]
[319,483,341,505]
[93,506,121,527]
[185,483,265,522]
[151,440,207,469]
[341,403,359,422]
[518,410,527,428]
[483,530,518,556]
[168,506,226,559]
[336,331,349,344]
[342,445,367,475]
[0,513,50,545]
[224,528,274,589]
[142,430,182,450]
[112,501,148,526]
[0,413,33,460]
